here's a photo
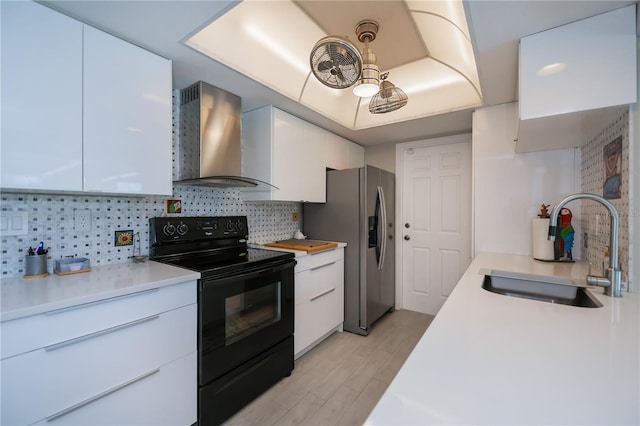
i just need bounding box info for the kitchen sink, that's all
[482,275,602,308]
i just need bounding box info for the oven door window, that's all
[225,281,281,346]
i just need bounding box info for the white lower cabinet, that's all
[294,248,344,359]
[0,281,197,426]
[34,352,197,426]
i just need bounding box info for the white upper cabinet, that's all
[347,140,365,169]
[83,26,172,195]
[0,1,172,195]
[324,132,364,170]
[242,106,363,202]
[242,106,325,202]
[516,5,636,152]
[519,5,636,120]
[1,1,83,191]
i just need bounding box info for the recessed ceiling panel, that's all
[186,1,324,100]
[412,13,481,92]
[185,0,482,132]
[354,58,481,129]
[299,77,362,128]
[294,0,426,71]
[406,0,471,38]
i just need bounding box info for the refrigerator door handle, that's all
[377,186,387,270]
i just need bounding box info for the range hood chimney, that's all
[174,81,275,189]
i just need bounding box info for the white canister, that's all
[532,218,555,261]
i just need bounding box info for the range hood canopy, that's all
[175,175,274,188]
[174,81,277,189]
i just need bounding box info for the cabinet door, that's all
[519,5,636,120]
[83,26,172,195]
[34,352,197,426]
[321,130,364,171]
[2,281,196,360]
[301,122,327,202]
[0,1,83,191]
[272,109,309,201]
[2,304,196,426]
[322,130,348,170]
[294,251,344,357]
[347,142,365,168]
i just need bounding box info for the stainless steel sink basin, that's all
[482,275,602,308]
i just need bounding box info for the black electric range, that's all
[148,216,296,426]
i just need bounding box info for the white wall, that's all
[365,143,396,173]
[472,102,581,257]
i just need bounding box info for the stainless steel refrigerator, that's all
[303,165,395,336]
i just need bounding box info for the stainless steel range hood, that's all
[174,81,276,189]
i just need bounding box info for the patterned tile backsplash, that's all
[0,189,301,277]
[581,107,631,284]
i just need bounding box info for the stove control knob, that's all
[177,223,189,235]
[226,220,236,232]
[163,223,176,236]
[236,220,244,231]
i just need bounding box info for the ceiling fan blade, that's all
[334,66,346,83]
[327,45,353,67]
[317,61,334,72]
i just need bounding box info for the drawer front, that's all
[1,303,196,426]
[295,279,343,355]
[295,247,344,273]
[296,258,344,303]
[34,351,197,426]
[1,280,196,359]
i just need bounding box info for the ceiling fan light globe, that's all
[352,62,380,97]
[353,82,380,97]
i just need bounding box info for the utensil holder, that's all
[24,255,49,278]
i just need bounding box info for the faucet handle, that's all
[587,275,611,288]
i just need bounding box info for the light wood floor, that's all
[225,309,434,426]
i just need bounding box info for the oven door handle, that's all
[201,259,296,288]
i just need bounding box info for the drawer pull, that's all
[46,368,160,422]
[45,314,160,352]
[310,287,336,301]
[310,261,336,271]
[45,288,160,316]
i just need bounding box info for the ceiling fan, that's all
[309,34,362,90]
[309,19,408,114]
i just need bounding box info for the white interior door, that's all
[398,136,471,315]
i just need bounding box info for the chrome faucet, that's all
[548,193,622,297]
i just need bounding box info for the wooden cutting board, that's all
[264,239,338,254]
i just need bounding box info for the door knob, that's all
[404,235,410,241]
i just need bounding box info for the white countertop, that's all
[367,252,640,425]
[1,261,200,322]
